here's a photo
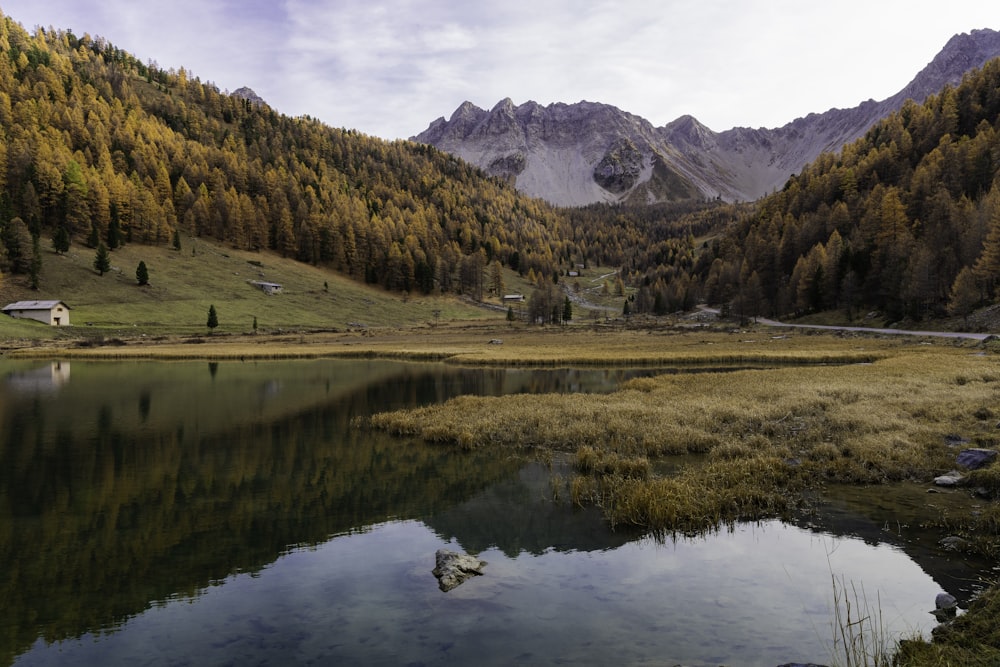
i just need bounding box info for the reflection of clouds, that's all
[4,361,70,394]
[561,519,937,649]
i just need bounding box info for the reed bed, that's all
[369,343,1000,536]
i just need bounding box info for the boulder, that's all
[956,448,998,470]
[432,549,486,592]
[930,592,960,623]
[933,471,965,487]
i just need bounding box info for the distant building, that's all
[250,281,283,295]
[2,300,72,326]
[502,294,525,303]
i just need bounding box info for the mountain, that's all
[231,86,267,107]
[413,29,1000,207]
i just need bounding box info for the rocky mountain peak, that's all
[491,97,517,115]
[231,86,266,107]
[451,100,485,121]
[413,29,1000,206]
[891,29,1000,105]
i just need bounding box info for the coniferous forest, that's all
[2,8,1000,324]
[0,12,582,298]
[680,60,1000,323]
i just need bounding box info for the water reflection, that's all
[0,359,982,666]
[3,361,70,394]
[10,518,940,667]
[0,360,660,666]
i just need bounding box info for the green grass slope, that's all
[0,236,496,339]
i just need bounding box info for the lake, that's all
[0,358,986,666]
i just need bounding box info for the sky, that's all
[3,1,1000,140]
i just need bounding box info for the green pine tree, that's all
[93,243,111,276]
[136,260,149,286]
[207,304,219,331]
[52,225,70,254]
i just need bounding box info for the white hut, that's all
[2,300,72,326]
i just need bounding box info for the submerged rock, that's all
[432,549,486,592]
[956,448,998,470]
[939,535,969,551]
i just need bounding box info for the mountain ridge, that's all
[414,29,1000,206]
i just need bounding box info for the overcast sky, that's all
[3,1,999,139]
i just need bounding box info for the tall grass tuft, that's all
[830,574,893,667]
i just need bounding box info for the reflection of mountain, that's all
[426,460,636,557]
[792,484,992,607]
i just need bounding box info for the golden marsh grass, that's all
[368,337,1000,535]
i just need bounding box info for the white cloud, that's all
[2,0,999,138]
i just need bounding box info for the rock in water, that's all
[432,549,486,592]
[935,592,958,610]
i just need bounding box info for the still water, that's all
[0,359,980,666]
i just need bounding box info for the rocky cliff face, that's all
[413,29,1000,206]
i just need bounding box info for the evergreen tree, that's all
[172,229,182,251]
[136,260,149,286]
[93,243,111,276]
[207,304,219,331]
[562,296,572,322]
[52,225,70,254]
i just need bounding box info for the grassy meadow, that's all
[0,234,495,342]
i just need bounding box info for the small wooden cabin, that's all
[2,300,72,326]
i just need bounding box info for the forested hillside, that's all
[6,7,997,327]
[680,58,1000,323]
[0,11,590,298]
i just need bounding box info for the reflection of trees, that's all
[0,369,522,667]
[0,360,660,665]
